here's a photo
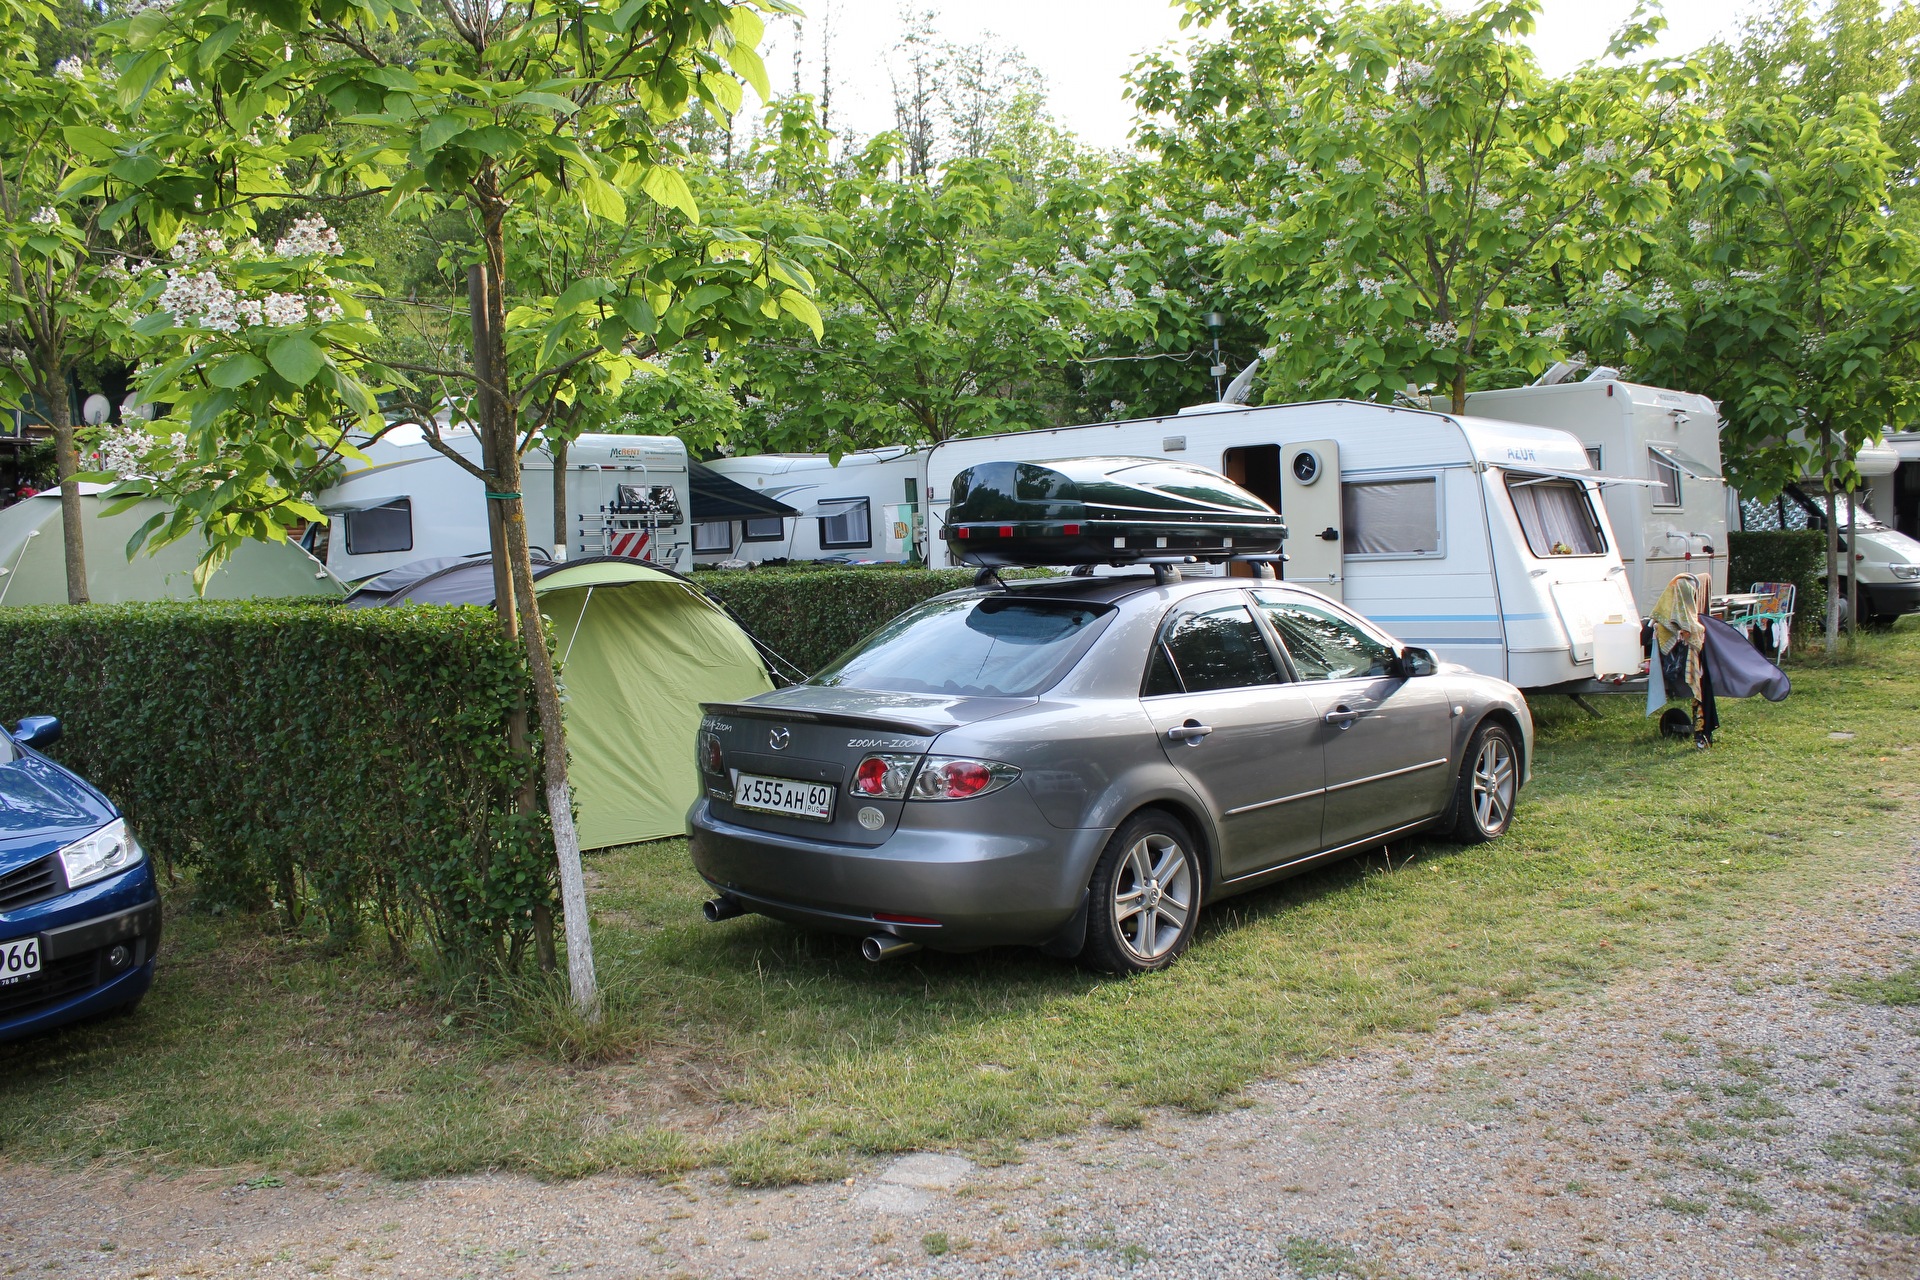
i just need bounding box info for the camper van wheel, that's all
[1444,722,1519,844]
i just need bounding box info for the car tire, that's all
[1444,721,1520,844]
[1081,811,1202,975]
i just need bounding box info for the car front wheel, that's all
[1446,721,1520,843]
[1082,812,1201,974]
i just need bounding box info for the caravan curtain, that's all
[1342,478,1439,555]
[1507,478,1604,556]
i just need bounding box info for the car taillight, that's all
[851,753,919,799]
[910,756,1019,800]
[699,730,725,775]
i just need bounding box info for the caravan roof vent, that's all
[945,457,1286,569]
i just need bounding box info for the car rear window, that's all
[811,595,1114,697]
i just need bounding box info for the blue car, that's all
[0,716,160,1040]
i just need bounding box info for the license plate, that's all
[733,773,834,822]
[0,936,41,987]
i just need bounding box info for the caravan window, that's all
[819,498,871,549]
[1506,477,1606,557]
[344,499,412,556]
[1649,447,1682,506]
[742,516,786,541]
[1342,477,1440,557]
[692,521,733,553]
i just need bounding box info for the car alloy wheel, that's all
[1470,734,1516,836]
[1112,831,1193,962]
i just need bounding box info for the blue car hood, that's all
[0,752,116,874]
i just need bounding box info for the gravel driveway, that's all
[7,839,1918,1280]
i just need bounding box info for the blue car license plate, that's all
[0,936,41,987]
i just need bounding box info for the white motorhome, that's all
[694,447,927,565]
[309,426,700,581]
[1450,375,1727,610]
[922,399,1640,690]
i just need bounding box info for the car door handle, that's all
[1322,704,1363,727]
[1166,720,1213,742]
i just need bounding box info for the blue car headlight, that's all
[57,818,146,889]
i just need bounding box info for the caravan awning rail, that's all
[1503,465,1664,489]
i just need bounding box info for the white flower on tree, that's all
[274,216,343,258]
[29,206,58,227]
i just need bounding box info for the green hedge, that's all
[700,565,1044,677]
[1728,530,1828,626]
[0,602,552,968]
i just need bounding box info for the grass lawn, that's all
[3,623,1915,1185]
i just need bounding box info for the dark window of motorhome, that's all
[344,499,412,555]
[692,520,733,553]
[1649,447,1682,506]
[819,498,871,549]
[1506,477,1606,556]
[1342,477,1440,556]
[742,516,786,541]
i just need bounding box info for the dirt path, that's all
[7,842,1918,1280]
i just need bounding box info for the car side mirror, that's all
[12,715,61,749]
[1399,647,1438,678]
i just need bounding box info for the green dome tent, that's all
[347,555,773,849]
[0,486,344,605]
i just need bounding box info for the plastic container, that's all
[1591,614,1643,677]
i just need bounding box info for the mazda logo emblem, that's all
[768,727,790,750]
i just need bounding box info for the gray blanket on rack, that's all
[1703,615,1791,702]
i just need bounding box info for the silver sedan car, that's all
[688,574,1532,973]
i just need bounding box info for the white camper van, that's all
[695,447,927,565]
[922,399,1640,690]
[310,426,699,581]
[1451,376,1727,610]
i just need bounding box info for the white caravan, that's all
[309,425,696,581]
[693,447,927,565]
[922,399,1640,690]
[1450,376,1727,610]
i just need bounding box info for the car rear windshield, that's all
[811,595,1115,697]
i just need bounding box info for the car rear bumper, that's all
[0,876,161,1042]
[687,797,1113,951]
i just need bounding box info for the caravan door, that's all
[1281,440,1343,601]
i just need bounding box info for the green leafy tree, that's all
[727,101,1097,454]
[1128,0,1720,411]
[0,21,143,603]
[103,0,820,1011]
[1578,96,1920,653]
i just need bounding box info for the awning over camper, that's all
[689,462,799,521]
[1503,466,1665,489]
[1648,444,1722,481]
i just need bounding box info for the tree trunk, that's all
[45,371,88,605]
[552,436,568,560]
[1449,365,1467,415]
[471,213,597,1016]
[1822,443,1840,656]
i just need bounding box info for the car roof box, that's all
[945,456,1286,568]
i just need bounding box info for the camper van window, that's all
[344,499,413,556]
[1649,447,1683,506]
[742,516,786,541]
[819,498,871,549]
[692,521,733,553]
[1252,593,1398,681]
[1585,446,1603,470]
[1148,601,1283,695]
[1506,477,1605,557]
[1342,477,1441,557]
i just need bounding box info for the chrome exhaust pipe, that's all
[702,896,746,923]
[861,934,921,962]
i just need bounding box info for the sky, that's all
[754,1,1764,152]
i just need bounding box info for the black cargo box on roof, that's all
[944,456,1286,568]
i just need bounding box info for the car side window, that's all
[1253,593,1398,681]
[1148,601,1283,695]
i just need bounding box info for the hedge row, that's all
[0,601,552,968]
[1727,530,1828,627]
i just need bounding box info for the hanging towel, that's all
[1649,573,1708,703]
[1702,615,1791,701]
